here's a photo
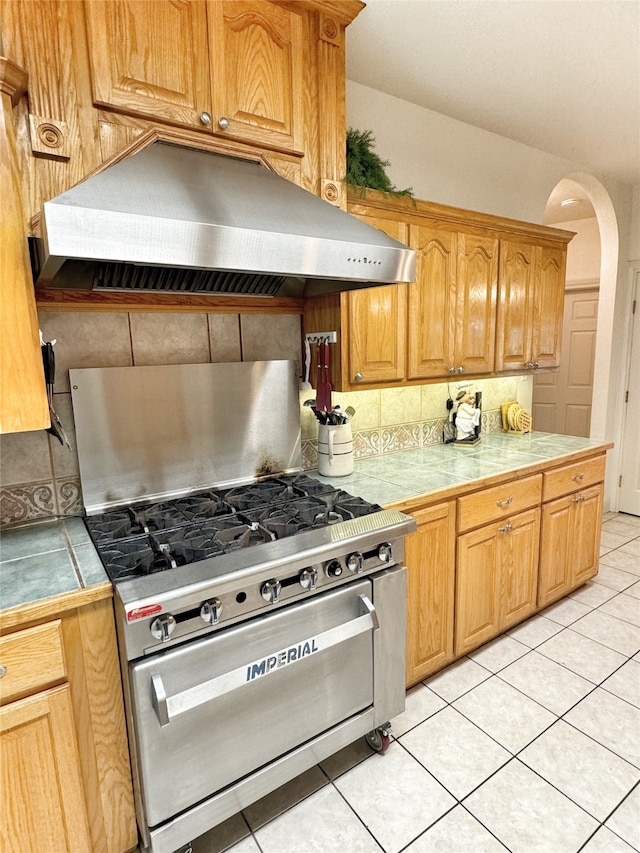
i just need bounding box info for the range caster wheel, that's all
[365,724,391,754]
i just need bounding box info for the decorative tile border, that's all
[1,415,506,520]
[1,482,57,526]
[303,409,504,469]
[55,477,83,516]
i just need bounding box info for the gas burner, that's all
[98,536,170,582]
[224,479,306,511]
[173,493,235,521]
[330,491,383,520]
[85,475,386,583]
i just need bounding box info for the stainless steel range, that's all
[70,361,416,853]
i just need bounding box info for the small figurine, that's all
[455,389,481,444]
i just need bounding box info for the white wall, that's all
[561,218,601,283]
[347,80,637,509]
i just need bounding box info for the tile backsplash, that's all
[0,310,301,527]
[300,376,532,469]
[0,309,532,527]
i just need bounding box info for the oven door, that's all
[129,578,377,829]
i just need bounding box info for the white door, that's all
[619,273,640,516]
[533,286,598,436]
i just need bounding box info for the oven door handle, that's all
[150,594,379,727]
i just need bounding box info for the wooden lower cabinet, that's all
[403,450,608,681]
[455,507,540,656]
[405,502,456,686]
[0,684,93,851]
[538,482,603,607]
[0,600,137,853]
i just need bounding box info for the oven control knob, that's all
[200,598,223,624]
[261,579,281,604]
[324,560,343,578]
[346,552,364,573]
[299,568,318,590]
[378,542,393,563]
[150,614,176,642]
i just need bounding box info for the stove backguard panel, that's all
[69,361,302,513]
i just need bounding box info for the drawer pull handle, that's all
[0,665,6,679]
[572,495,585,504]
[572,473,585,482]
[498,523,513,533]
[496,496,513,507]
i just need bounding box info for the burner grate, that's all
[85,475,384,582]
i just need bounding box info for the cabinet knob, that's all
[0,664,6,679]
[498,523,513,533]
[457,366,465,373]
[218,115,230,130]
[200,111,212,125]
[572,494,585,504]
[449,367,457,374]
[354,372,363,382]
[526,362,535,369]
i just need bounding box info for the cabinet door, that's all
[407,224,457,379]
[495,240,535,372]
[347,214,408,386]
[405,502,456,685]
[0,685,92,851]
[85,0,212,129]
[538,482,602,607]
[208,1,304,151]
[531,245,566,368]
[348,284,407,384]
[538,494,574,608]
[0,57,50,433]
[572,483,603,585]
[454,233,498,374]
[455,523,501,655]
[499,507,540,630]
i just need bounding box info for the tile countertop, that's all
[309,431,613,510]
[0,516,111,622]
[0,432,612,622]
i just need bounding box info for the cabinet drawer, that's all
[457,475,542,533]
[0,621,66,704]
[543,454,606,502]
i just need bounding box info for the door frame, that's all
[616,265,640,514]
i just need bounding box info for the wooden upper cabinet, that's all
[85,0,212,130]
[348,284,407,385]
[84,0,305,150]
[208,1,304,151]
[407,224,457,379]
[496,240,535,372]
[347,212,408,385]
[454,233,498,375]
[495,240,566,372]
[0,58,50,433]
[532,244,566,368]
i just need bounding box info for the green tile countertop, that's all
[0,516,109,615]
[308,431,612,509]
[0,431,611,621]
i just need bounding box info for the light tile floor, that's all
[186,512,640,853]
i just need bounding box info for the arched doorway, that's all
[532,178,602,436]
[533,173,620,444]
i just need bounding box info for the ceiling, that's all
[346,0,640,189]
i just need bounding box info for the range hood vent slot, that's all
[93,262,287,296]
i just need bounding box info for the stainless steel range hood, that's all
[31,142,415,297]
